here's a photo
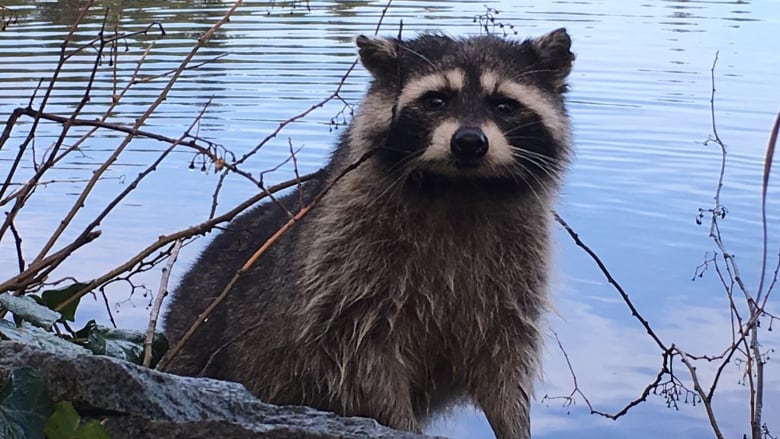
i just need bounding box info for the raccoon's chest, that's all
[386,220,511,312]
[354,205,525,321]
[299,188,544,346]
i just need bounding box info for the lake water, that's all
[1,0,779,438]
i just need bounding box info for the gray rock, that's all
[0,341,442,439]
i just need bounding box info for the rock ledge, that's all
[0,341,440,439]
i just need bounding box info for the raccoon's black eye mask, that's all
[489,96,520,116]
[419,90,452,111]
[413,90,523,123]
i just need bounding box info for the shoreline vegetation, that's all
[0,1,778,438]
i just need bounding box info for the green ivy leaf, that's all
[43,401,80,439]
[43,401,110,439]
[0,367,53,439]
[75,420,110,439]
[40,283,89,322]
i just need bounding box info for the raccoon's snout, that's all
[450,127,488,160]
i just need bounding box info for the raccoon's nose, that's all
[450,127,489,159]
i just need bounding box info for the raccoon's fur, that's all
[164,28,574,439]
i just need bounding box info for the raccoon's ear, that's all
[528,28,575,88]
[356,35,399,79]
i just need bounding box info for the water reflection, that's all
[662,0,759,24]
[1,1,778,438]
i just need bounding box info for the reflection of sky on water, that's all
[1,0,779,438]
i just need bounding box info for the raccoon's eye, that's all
[421,92,449,111]
[494,98,519,116]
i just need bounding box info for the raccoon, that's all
[164,28,574,439]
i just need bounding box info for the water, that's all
[1,0,779,437]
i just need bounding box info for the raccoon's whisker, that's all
[518,154,561,183]
[502,120,546,136]
[510,146,557,164]
[378,146,420,155]
[521,165,556,203]
[518,162,555,194]
[510,152,551,183]
[507,163,548,208]
[506,136,549,144]
[517,67,567,78]
[502,128,546,139]
[514,147,562,172]
[375,171,410,202]
[378,148,427,177]
[523,164,561,191]
[368,151,421,202]
[377,170,420,204]
[509,147,562,184]
[382,148,425,174]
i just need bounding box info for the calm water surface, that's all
[1,1,779,438]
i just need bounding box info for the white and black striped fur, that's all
[164,28,574,439]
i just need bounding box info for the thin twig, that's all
[143,239,183,368]
[0,107,259,189]
[757,109,780,308]
[101,290,117,329]
[542,331,594,411]
[289,138,304,209]
[0,231,101,295]
[676,347,726,439]
[53,171,321,313]
[8,221,24,274]
[554,212,667,351]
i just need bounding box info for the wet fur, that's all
[164,29,574,439]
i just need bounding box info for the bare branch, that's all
[25,3,242,269]
[53,171,321,314]
[0,230,101,296]
[555,212,667,352]
[676,347,726,439]
[144,239,183,368]
[541,331,594,411]
[8,220,24,274]
[758,109,780,307]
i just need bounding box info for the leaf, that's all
[43,401,80,439]
[40,283,89,322]
[0,293,61,330]
[76,322,169,367]
[0,367,53,439]
[74,420,110,439]
[73,321,97,340]
[43,401,110,439]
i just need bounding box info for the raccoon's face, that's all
[354,29,574,192]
